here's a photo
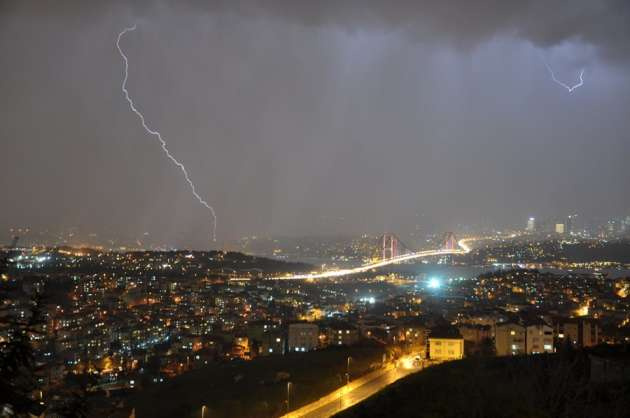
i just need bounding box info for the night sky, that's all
[1,1,629,248]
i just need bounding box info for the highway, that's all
[282,363,419,418]
[268,239,473,281]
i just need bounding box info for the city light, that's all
[399,356,415,370]
[575,305,589,317]
[427,277,441,289]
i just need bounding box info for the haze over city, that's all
[2,1,630,248]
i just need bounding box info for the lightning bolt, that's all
[543,59,584,93]
[116,24,217,242]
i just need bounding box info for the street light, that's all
[337,375,343,408]
[201,405,207,418]
[287,381,292,412]
[346,357,352,385]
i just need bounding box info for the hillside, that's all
[337,347,630,418]
[102,345,384,418]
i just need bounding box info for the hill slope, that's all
[337,348,630,418]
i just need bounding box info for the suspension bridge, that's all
[266,234,473,281]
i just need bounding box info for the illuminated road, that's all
[268,239,473,281]
[282,364,418,418]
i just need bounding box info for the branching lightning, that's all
[116,25,217,242]
[543,60,584,93]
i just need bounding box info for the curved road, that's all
[282,364,418,418]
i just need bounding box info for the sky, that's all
[1,1,630,249]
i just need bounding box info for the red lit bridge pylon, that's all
[381,233,413,261]
[443,232,458,251]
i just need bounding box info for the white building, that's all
[496,322,554,356]
[429,337,464,361]
[495,323,526,356]
[288,323,319,352]
[428,328,464,361]
[525,322,554,354]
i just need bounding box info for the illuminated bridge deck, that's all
[243,239,473,281]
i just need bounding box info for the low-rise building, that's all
[495,323,526,356]
[325,322,360,347]
[400,320,427,355]
[525,321,554,354]
[231,335,250,359]
[260,332,285,356]
[458,324,493,355]
[288,323,319,352]
[458,324,493,345]
[428,327,464,361]
[554,318,599,347]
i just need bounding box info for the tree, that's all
[0,294,44,415]
[478,337,496,358]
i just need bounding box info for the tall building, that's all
[566,214,577,235]
[288,323,319,352]
[526,217,536,232]
[555,223,565,234]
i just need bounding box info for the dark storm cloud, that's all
[198,0,630,62]
[4,1,630,62]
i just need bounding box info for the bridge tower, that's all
[443,232,458,250]
[382,233,399,261]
